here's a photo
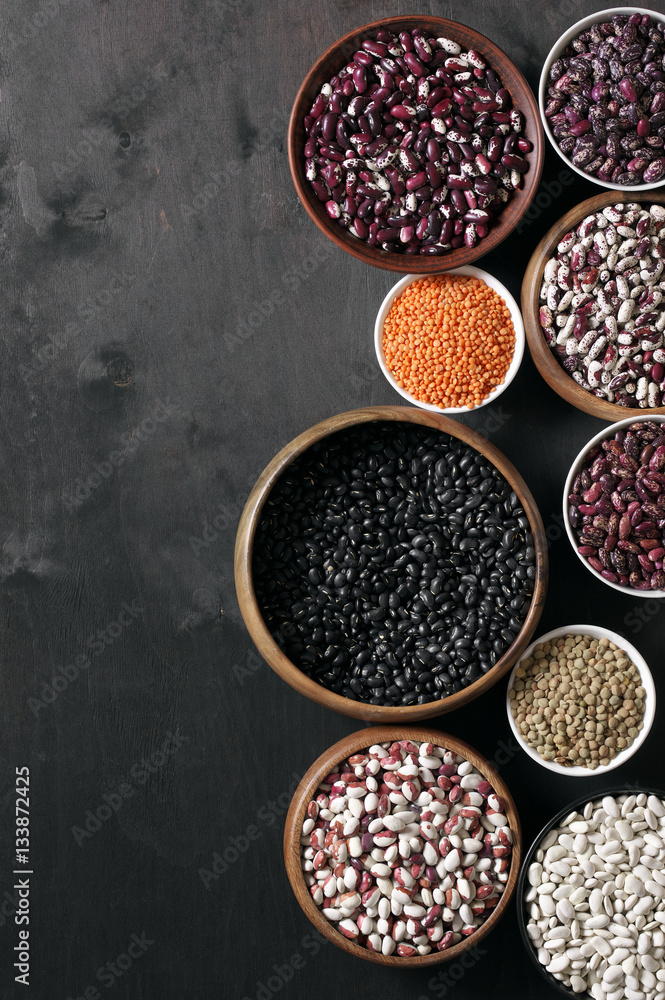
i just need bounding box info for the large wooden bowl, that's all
[288,16,544,273]
[234,406,548,722]
[283,725,523,967]
[522,190,665,421]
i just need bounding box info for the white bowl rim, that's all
[563,414,665,598]
[505,622,656,776]
[538,6,665,193]
[373,266,526,415]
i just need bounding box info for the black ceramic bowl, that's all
[517,785,665,997]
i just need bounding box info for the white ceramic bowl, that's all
[374,266,525,414]
[539,7,665,192]
[506,623,656,776]
[563,415,665,598]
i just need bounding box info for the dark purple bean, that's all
[450,189,468,214]
[428,210,442,240]
[406,170,427,191]
[425,161,441,188]
[415,217,429,240]
[391,103,417,122]
[385,167,405,195]
[487,136,502,162]
[403,51,426,78]
[355,182,381,201]
[412,34,432,63]
[365,137,387,158]
[363,39,387,58]
[464,208,490,224]
[376,227,400,243]
[440,218,454,244]
[447,174,472,190]
[398,30,413,52]
[500,153,528,172]
[446,141,463,164]
[353,66,368,93]
[311,178,330,202]
[353,50,373,68]
[474,176,497,196]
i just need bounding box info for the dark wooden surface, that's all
[0,2,663,998]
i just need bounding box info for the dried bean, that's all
[524,793,665,994]
[254,422,537,705]
[303,28,532,255]
[545,13,665,184]
[568,420,665,591]
[539,203,665,408]
[302,740,513,955]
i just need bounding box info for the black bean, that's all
[253,422,535,707]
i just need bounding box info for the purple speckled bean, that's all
[545,12,665,185]
[569,420,665,591]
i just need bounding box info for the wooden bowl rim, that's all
[283,725,523,967]
[287,15,545,274]
[521,189,665,420]
[233,406,549,722]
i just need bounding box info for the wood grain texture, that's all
[235,405,548,722]
[0,1,664,997]
[522,190,665,420]
[283,725,522,967]
[288,15,544,272]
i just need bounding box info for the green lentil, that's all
[508,633,646,771]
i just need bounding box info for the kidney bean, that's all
[302,741,513,955]
[302,28,532,254]
[539,202,665,408]
[545,14,665,184]
[569,420,665,591]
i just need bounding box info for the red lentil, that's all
[382,274,516,410]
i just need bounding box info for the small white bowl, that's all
[563,415,665,598]
[506,623,656,776]
[539,7,665,192]
[374,266,525,414]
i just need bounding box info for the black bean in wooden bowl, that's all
[234,407,548,722]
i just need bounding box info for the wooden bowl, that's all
[283,725,523,967]
[522,190,665,420]
[288,16,544,273]
[234,406,548,722]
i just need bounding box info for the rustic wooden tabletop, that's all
[0,1,663,997]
